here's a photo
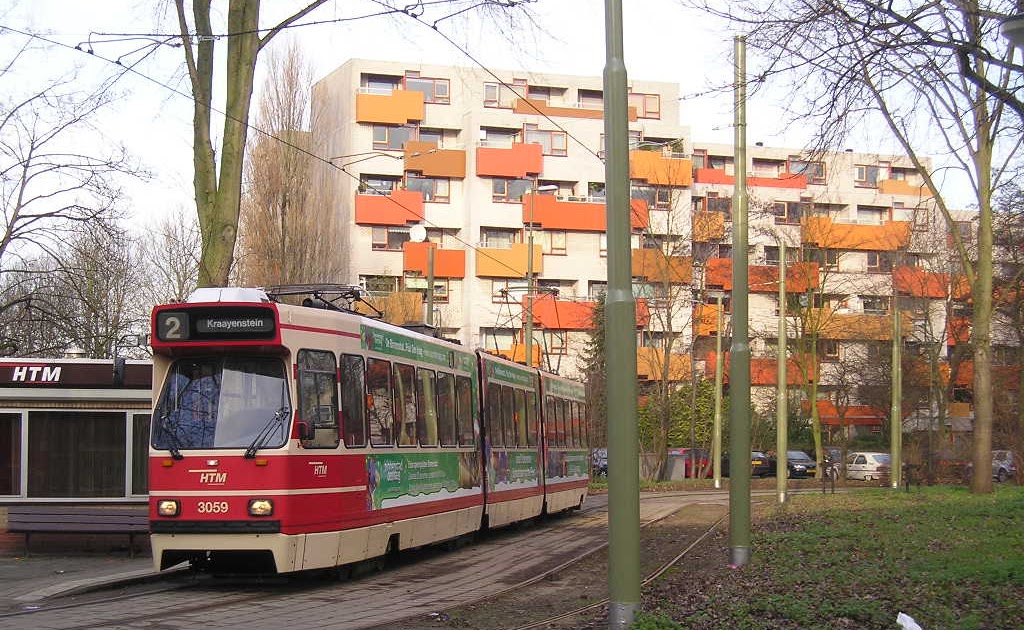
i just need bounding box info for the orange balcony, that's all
[521,193,649,231]
[354,189,424,225]
[692,211,726,241]
[355,89,424,125]
[475,242,541,278]
[475,143,544,178]
[703,258,819,293]
[693,303,721,336]
[705,352,816,385]
[947,316,971,346]
[524,296,595,330]
[694,168,733,185]
[629,150,693,187]
[878,179,933,198]
[814,310,912,341]
[815,401,885,427]
[513,97,638,121]
[632,248,692,284]
[494,345,542,368]
[802,216,911,251]
[893,266,969,299]
[403,141,466,178]
[749,173,807,189]
[636,348,692,382]
[402,242,466,279]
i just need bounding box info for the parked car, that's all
[591,448,608,477]
[667,448,712,479]
[784,450,817,478]
[846,452,891,482]
[721,451,776,477]
[992,450,1017,482]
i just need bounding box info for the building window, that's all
[855,162,890,187]
[480,327,516,351]
[787,156,826,184]
[752,158,784,177]
[481,227,519,249]
[483,82,518,108]
[861,296,890,314]
[523,123,567,156]
[541,230,567,255]
[578,89,603,109]
[362,73,401,94]
[492,177,534,203]
[405,174,450,203]
[546,330,568,354]
[372,124,416,151]
[405,276,449,303]
[599,232,641,257]
[131,413,150,495]
[361,275,401,295]
[856,205,887,224]
[417,127,444,146]
[28,411,126,497]
[1,413,20,495]
[589,281,607,299]
[479,126,520,148]
[865,252,893,273]
[631,184,672,209]
[707,192,732,221]
[806,247,840,269]
[371,226,411,251]
[404,72,450,104]
[628,92,661,119]
[772,201,805,225]
[818,339,840,361]
[360,174,401,195]
[493,279,528,303]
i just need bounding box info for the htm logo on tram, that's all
[199,471,228,484]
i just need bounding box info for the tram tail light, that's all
[248,498,274,517]
[157,500,180,517]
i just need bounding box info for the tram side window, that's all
[297,350,340,449]
[436,372,457,446]
[512,389,528,447]
[394,363,417,446]
[416,368,438,446]
[340,354,367,447]
[544,396,556,447]
[525,392,538,447]
[456,376,475,446]
[569,401,579,448]
[367,358,395,446]
[500,386,515,446]
[557,398,568,447]
[486,383,503,447]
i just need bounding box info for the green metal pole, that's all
[604,1,640,626]
[427,246,435,327]
[777,239,788,503]
[891,292,902,487]
[729,35,752,568]
[713,294,723,489]
[525,186,536,367]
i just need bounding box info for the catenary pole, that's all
[891,292,902,487]
[713,293,724,489]
[729,35,752,567]
[603,1,640,626]
[777,238,788,503]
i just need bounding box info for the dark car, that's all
[721,451,776,478]
[784,450,817,478]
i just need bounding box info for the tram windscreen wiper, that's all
[243,406,290,459]
[159,413,185,460]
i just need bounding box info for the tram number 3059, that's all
[196,501,230,514]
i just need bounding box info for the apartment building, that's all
[311,59,997,440]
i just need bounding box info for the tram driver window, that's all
[297,350,340,449]
[340,355,367,447]
[367,359,395,446]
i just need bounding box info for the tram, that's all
[147,285,589,573]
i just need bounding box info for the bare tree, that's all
[137,207,202,309]
[173,1,534,287]
[236,40,345,286]
[687,0,1021,492]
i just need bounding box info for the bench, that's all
[6,506,149,557]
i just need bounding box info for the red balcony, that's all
[354,189,424,225]
[521,193,649,231]
[402,242,466,279]
[475,143,543,178]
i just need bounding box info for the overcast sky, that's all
[0,0,973,230]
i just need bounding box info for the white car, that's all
[846,452,891,482]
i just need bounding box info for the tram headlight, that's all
[157,500,180,517]
[248,498,274,517]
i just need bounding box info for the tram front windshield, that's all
[152,357,291,451]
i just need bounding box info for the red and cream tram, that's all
[148,286,588,573]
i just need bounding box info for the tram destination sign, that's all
[156,306,277,342]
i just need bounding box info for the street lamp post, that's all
[525,183,558,367]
